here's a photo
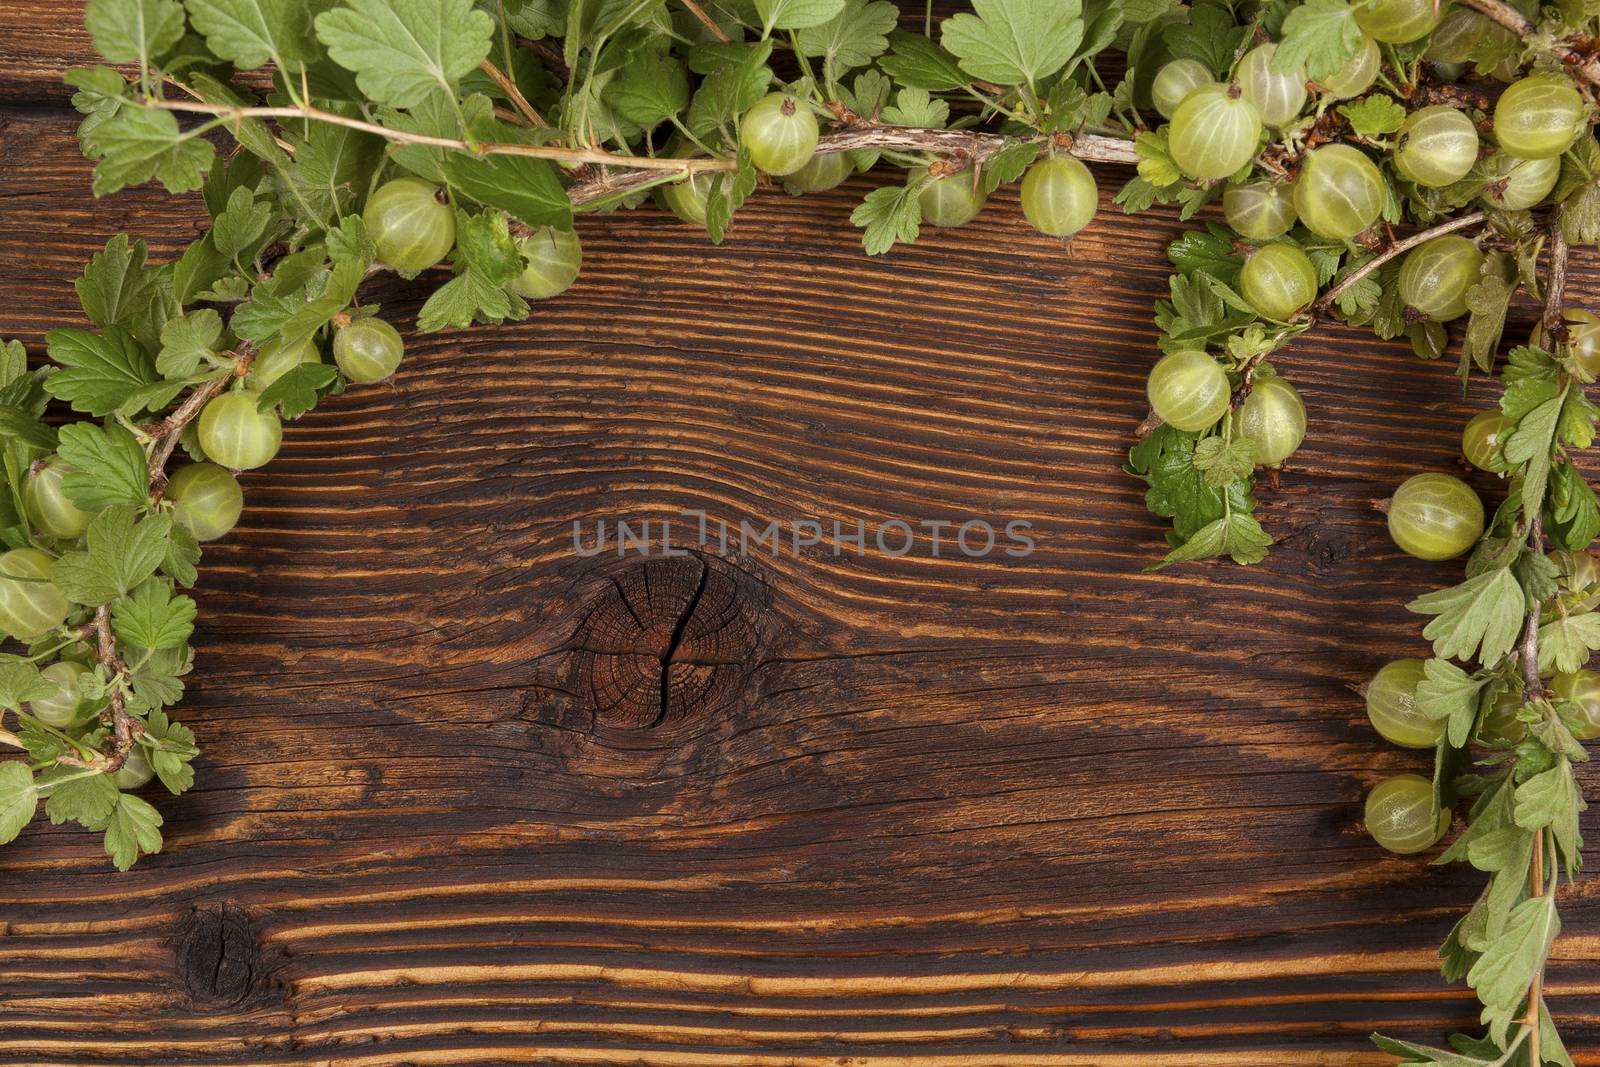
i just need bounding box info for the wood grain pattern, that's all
[2,9,1600,1064]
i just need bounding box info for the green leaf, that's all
[441,153,572,230]
[53,507,174,607]
[686,40,774,139]
[85,0,186,66]
[850,182,921,256]
[1462,257,1516,376]
[0,406,60,453]
[1465,893,1558,1037]
[82,106,216,197]
[605,52,690,128]
[1338,94,1406,137]
[156,309,224,379]
[1369,1032,1504,1066]
[44,326,166,418]
[0,661,55,713]
[212,186,274,261]
[1162,3,1251,76]
[43,770,119,828]
[1152,509,1273,568]
[1514,759,1575,830]
[258,361,339,420]
[878,30,969,91]
[1503,384,1564,518]
[1275,0,1362,81]
[417,270,529,332]
[56,421,150,512]
[76,235,161,334]
[112,578,196,651]
[1192,435,1255,487]
[183,0,318,69]
[704,151,759,244]
[141,708,198,794]
[1414,657,1487,747]
[0,341,26,391]
[881,87,950,130]
[1538,611,1600,674]
[796,0,897,71]
[0,763,36,847]
[102,792,163,870]
[753,0,845,33]
[941,0,1083,87]
[314,0,495,107]
[1407,566,1526,666]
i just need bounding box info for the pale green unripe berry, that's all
[783,152,852,194]
[166,462,244,542]
[30,661,83,728]
[24,458,93,540]
[1293,145,1384,239]
[1019,155,1097,238]
[1366,773,1451,854]
[1479,153,1561,210]
[363,178,455,278]
[1224,180,1297,239]
[1354,0,1442,43]
[1461,410,1511,472]
[1318,35,1380,99]
[510,227,582,300]
[0,548,71,642]
[1151,59,1214,119]
[913,166,985,227]
[662,173,713,226]
[334,318,405,384]
[115,748,155,790]
[250,335,323,392]
[1366,658,1446,749]
[1239,243,1318,322]
[1387,472,1484,561]
[1494,76,1588,160]
[1428,7,1515,69]
[1397,234,1484,322]
[1531,308,1600,375]
[1393,106,1480,188]
[1551,669,1600,741]
[1238,376,1306,466]
[1168,84,1263,181]
[741,93,819,177]
[1236,43,1307,128]
[1147,350,1229,433]
[1479,689,1526,745]
[199,391,282,471]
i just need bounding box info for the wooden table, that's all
[2,6,1597,1064]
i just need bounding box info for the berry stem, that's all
[477,58,548,128]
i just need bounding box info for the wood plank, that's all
[1,26,1599,1066]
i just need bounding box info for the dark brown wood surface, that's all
[3,7,1600,1064]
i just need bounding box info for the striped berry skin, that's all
[510,227,582,301]
[1151,59,1213,119]
[783,152,852,194]
[1531,308,1600,375]
[167,462,244,542]
[1318,34,1379,99]
[250,335,322,392]
[1386,473,1484,561]
[1147,350,1229,433]
[1168,85,1262,181]
[913,167,985,228]
[1366,659,1446,749]
[1293,145,1384,239]
[1397,235,1484,323]
[199,391,282,471]
[1236,43,1306,128]
[1365,774,1451,855]
[363,178,456,278]
[1239,243,1317,322]
[1479,153,1561,211]
[1552,670,1600,741]
[1461,411,1511,472]
[334,318,405,384]
[1354,0,1442,43]
[1020,156,1097,238]
[741,93,819,177]
[662,173,713,226]
[1224,180,1297,239]
[24,458,93,539]
[1393,106,1479,188]
[1494,76,1588,160]
[29,661,83,728]
[1237,376,1306,466]
[0,548,71,642]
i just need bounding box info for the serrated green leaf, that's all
[111,578,196,651]
[212,186,274,261]
[82,106,216,197]
[157,309,224,379]
[941,0,1082,87]
[1275,0,1362,81]
[43,770,119,828]
[0,763,36,846]
[753,0,844,33]
[102,792,163,870]
[878,30,969,91]
[85,0,186,66]
[56,421,150,512]
[796,0,896,71]
[314,0,495,107]
[257,361,338,419]
[850,182,921,256]
[1408,566,1525,665]
[53,507,173,607]
[44,326,164,418]
[442,152,572,231]
[183,0,318,69]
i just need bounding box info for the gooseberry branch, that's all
[5,2,1600,1063]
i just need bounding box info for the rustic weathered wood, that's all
[2,11,1600,1065]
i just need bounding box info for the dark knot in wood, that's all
[174,903,274,1009]
[567,553,769,733]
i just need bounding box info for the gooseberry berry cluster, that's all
[2,0,1600,1061]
